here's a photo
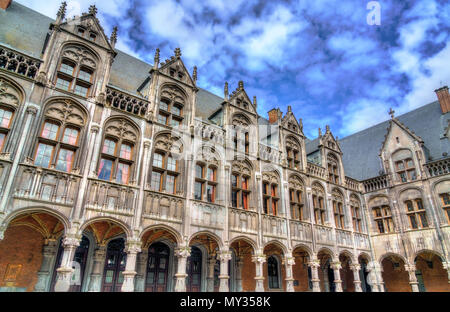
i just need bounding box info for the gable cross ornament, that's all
[388,108,395,119]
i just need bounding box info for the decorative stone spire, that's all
[193,66,197,84]
[299,118,303,131]
[174,47,181,58]
[238,81,244,89]
[56,1,67,22]
[89,5,98,16]
[253,96,257,108]
[318,127,322,137]
[154,48,160,69]
[110,26,118,48]
[326,125,330,133]
[224,82,229,100]
[287,105,292,112]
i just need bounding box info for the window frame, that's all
[404,199,429,229]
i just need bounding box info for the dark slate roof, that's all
[195,88,223,119]
[305,137,320,155]
[338,101,449,181]
[0,2,52,58]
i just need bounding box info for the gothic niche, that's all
[0,78,21,107]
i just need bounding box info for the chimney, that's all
[0,0,12,10]
[268,108,278,124]
[435,86,450,114]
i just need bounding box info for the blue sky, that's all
[17,0,450,139]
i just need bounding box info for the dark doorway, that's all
[360,261,372,292]
[268,256,280,289]
[102,238,126,292]
[145,242,170,292]
[327,263,336,292]
[186,246,202,292]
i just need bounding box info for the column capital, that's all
[252,254,267,264]
[404,264,417,272]
[218,251,232,262]
[350,264,361,272]
[90,123,101,133]
[125,240,142,254]
[330,261,342,270]
[284,256,296,266]
[62,236,80,248]
[143,139,152,149]
[175,246,191,258]
[307,260,320,268]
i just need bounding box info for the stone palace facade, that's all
[0,1,449,292]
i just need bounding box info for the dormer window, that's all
[395,158,416,182]
[89,33,97,42]
[78,28,85,36]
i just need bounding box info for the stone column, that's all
[331,262,343,292]
[405,264,419,292]
[174,246,191,292]
[252,254,266,292]
[366,262,384,292]
[307,260,321,292]
[135,251,148,292]
[284,255,295,292]
[206,256,216,292]
[34,239,58,292]
[121,242,141,292]
[442,261,450,284]
[219,251,232,292]
[54,236,80,292]
[87,245,106,292]
[350,264,362,292]
[235,258,244,292]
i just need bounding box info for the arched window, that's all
[194,161,218,203]
[232,114,250,156]
[289,175,304,220]
[262,172,279,216]
[327,153,339,184]
[312,183,326,225]
[231,160,252,210]
[0,106,14,152]
[332,189,345,229]
[285,137,301,170]
[157,85,185,127]
[98,118,139,184]
[350,195,362,232]
[267,256,280,289]
[405,199,428,229]
[372,205,394,233]
[55,45,97,97]
[34,100,87,172]
[149,133,183,195]
[392,149,417,182]
[439,193,450,223]
[0,77,22,152]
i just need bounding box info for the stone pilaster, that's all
[135,251,148,292]
[206,257,216,292]
[350,264,362,292]
[54,236,80,292]
[331,262,343,292]
[405,264,419,292]
[252,254,266,292]
[218,251,232,292]
[174,246,191,292]
[284,255,295,292]
[34,239,58,292]
[88,245,106,292]
[442,261,450,284]
[235,258,244,292]
[121,241,141,292]
[307,260,321,292]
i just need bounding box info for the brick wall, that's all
[0,225,44,292]
[241,253,256,292]
[416,256,450,292]
[292,260,310,292]
[381,260,411,292]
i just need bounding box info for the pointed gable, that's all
[380,117,424,155]
[228,81,257,115]
[159,48,196,87]
[321,125,342,154]
[281,105,304,136]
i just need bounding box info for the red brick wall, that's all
[0,0,11,10]
[292,260,309,292]
[241,253,256,292]
[0,225,44,291]
[341,267,354,292]
[415,256,450,292]
[381,260,411,292]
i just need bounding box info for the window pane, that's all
[55,148,74,172]
[231,175,238,188]
[406,201,414,212]
[167,156,177,171]
[396,161,405,170]
[41,122,59,140]
[120,144,132,160]
[116,162,130,184]
[410,215,418,229]
[377,220,385,233]
[207,167,215,181]
[399,172,407,182]
[408,170,417,181]
[153,153,163,168]
[207,184,215,203]
[196,164,203,179]
[78,69,92,81]
[406,159,414,168]
[159,101,168,111]
[271,185,277,197]
[0,108,13,128]
[166,175,176,194]
[0,133,5,151]
[231,190,238,208]
[442,194,450,205]
[194,181,203,200]
[150,171,161,191]
[60,62,75,75]
[171,118,181,127]
[242,177,248,190]
[98,158,113,181]
[420,213,428,228]
[74,84,89,97]
[56,77,71,90]
[172,105,181,116]
[102,139,116,155]
[62,127,79,145]
[416,200,423,210]
[35,143,54,168]
[158,114,167,125]
[242,192,248,209]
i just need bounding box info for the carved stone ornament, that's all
[0,78,21,107]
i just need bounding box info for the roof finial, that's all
[318,127,322,137]
[326,125,330,132]
[89,5,98,16]
[193,66,197,84]
[57,1,67,22]
[174,47,181,58]
[253,96,257,107]
[388,107,395,119]
[154,48,160,69]
[238,81,244,89]
[287,105,292,112]
[224,82,229,100]
[299,118,303,131]
[110,26,118,47]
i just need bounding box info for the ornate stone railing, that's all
[336,229,354,247]
[0,45,41,79]
[345,176,360,192]
[14,164,81,206]
[314,224,334,245]
[258,143,280,164]
[354,233,370,250]
[262,214,287,238]
[229,208,258,234]
[290,220,312,242]
[306,162,327,179]
[362,175,389,193]
[193,118,225,145]
[106,86,149,117]
[85,178,138,215]
[142,190,184,223]
[191,200,225,230]
[425,158,450,178]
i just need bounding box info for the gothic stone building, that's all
[0,1,449,292]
